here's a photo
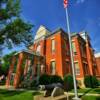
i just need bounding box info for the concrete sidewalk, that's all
[65,92,100,96]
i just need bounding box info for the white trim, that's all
[83,61,88,64]
[74,61,78,63]
[50,59,55,61]
[71,40,75,42]
[51,37,55,40]
[65,59,69,62]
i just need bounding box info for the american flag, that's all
[64,0,68,8]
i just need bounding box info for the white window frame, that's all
[51,61,56,75]
[74,62,80,75]
[51,39,55,53]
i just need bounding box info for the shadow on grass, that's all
[32,91,41,96]
[0,89,25,97]
[94,88,100,94]
[96,97,100,100]
[79,88,93,98]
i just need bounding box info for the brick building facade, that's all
[95,53,100,79]
[6,25,99,88]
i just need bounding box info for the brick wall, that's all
[95,57,100,78]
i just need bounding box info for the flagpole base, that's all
[72,97,81,100]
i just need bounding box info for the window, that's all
[80,44,86,57]
[72,42,77,55]
[51,61,56,75]
[64,40,67,50]
[66,61,69,73]
[80,45,83,57]
[83,63,88,75]
[27,60,31,71]
[66,51,70,56]
[41,65,45,74]
[51,39,55,53]
[36,64,41,76]
[74,62,80,75]
[36,44,41,54]
[64,40,69,56]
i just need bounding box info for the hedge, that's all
[84,75,99,88]
[39,74,63,85]
[63,74,74,91]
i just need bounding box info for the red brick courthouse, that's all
[6,25,100,88]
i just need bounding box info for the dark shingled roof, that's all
[14,49,43,57]
[46,27,68,38]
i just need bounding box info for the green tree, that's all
[63,74,74,91]
[0,0,33,53]
[84,75,99,88]
[1,51,16,76]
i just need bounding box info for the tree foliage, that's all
[1,51,16,76]
[84,75,99,88]
[0,0,33,53]
[63,74,74,91]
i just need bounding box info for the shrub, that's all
[30,80,37,87]
[0,75,6,85]
[63,74,74,91]
[50,75,63,84]
[84,75,99,88]
[0,79,5,85]
[39,74,51,85]
[21,78,37,89]
[39,74,63,85]
[98,80,100,86]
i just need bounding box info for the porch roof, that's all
[14,50,43,57]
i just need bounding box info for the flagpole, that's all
[65,7,80,100]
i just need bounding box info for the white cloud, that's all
[98,18,100,27]
[76,0,85,4]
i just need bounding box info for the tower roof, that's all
[34,25,51,41]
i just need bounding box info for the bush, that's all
[0,79,5,85]
[21,78,37,89]
[30,80,37,87]
[50,75,63,84]
[39,74,63,85]
[63,74,74,91]
[84,75,99,88]
[0,75,6,85]
[39,74,51,85]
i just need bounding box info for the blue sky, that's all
[3,0,100,55]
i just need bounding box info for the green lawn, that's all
[69,88,100,100]
[69,95,100,100]
[0,88,100,100]
[0,89,40,100]
[70,88,100,94]
[82,96,100,100]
